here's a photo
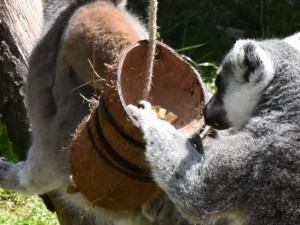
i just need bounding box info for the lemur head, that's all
[203,40,274,130]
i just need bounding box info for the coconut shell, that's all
[70,41,208,210]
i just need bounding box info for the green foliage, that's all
[214,0,300,38]
[181,55,217,93]
[0,189,58,225]
[128,0,300,89]
[0,116,18,163]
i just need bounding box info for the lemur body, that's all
[128,33,300,224]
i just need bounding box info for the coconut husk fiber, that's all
[70,41,208,210]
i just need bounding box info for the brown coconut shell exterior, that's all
[70,41,208,211]
[70,105,161,210]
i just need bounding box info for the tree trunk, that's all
[0,1,101,224]
[0,0,43,160]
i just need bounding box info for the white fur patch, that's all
[223,82,264,129]
[284,32,300,53]
[223,40,274,129]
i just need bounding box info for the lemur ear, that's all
[233,40,274,84]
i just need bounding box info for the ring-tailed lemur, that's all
[128,33,300,225]
[0,0,192,224]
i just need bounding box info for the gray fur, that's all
[0,1,191,224]
[128,34,300,225]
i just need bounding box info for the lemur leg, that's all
[0,142,68,195]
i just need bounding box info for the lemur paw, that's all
[127,100,157,126]
[127,100,179,141]
[0,159,23,190]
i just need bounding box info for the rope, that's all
[143,0,158,100]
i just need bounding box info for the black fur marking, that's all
[203,94,231,130]
[188,133,204,155]
[243,43,262,83]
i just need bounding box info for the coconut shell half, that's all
[70,40,208,210]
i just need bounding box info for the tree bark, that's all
[0,0,43,160]
[0,1,103,224]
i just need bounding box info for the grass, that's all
[0,118,59,224]
[0,189,58,225]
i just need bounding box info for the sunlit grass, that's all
[0,189,58,225]
[0,119,58,224]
